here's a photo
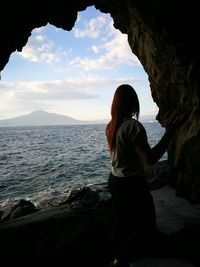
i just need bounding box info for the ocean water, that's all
[0,122,165,209]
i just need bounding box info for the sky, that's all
[0,6,158,121]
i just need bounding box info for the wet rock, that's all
[1,199,39,222]
[60,185,111,209]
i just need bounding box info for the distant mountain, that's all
[0,111,157,127]
[0,110,91,127]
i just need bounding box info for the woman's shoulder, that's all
[124,118,145,129]
[121,118,145,135]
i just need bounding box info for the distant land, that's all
[0,110,156,127]
[0,110,107,127]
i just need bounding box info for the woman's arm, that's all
[133,128,172,165]
[134,112,186,165]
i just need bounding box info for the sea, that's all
[0,122,165,210]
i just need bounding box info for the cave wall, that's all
[1,0,200,203]
[121,1,200,203]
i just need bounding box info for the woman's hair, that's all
[106,84,140,151]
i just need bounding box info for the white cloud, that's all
[70,56,114,71]
[40,53,59,63]
[37,41,54,52]
[18,27,65,64]
[35,35,44,42]
[0,79,97,102]
[70,31,140,71]
[74,15,108,38]
[0,76,140,102]
[70,14,140,71]
[19,45,40,62]
[91,45,99,53]
[33,26,46,33]
[103,31,140,65]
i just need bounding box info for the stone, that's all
[1,199,38,222]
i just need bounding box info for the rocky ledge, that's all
[0,160,200,267]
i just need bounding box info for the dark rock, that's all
[135,258,196,267]
[10,205,38,219]
[1,199,38,222]
[0,206,116,267]
[60,185,111,209]
[62,186,91,204]
[148,160,169,191]
[0,210,4,219]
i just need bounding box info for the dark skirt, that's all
[108,172,157,264]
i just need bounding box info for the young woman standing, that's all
[106,84,177,267]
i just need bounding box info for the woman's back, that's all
[111,118,145,177]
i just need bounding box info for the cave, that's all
[1,0,200,204]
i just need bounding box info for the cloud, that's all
[70,31,140,71]
[0,80,96,101]
[74,15,107,38]
[0,76,140,101]
[91,46,99,53]
[18,27,65,64]
[19,45,40,62]
[103,31,140,65]
[69,56,114,71]
[40,53,59,63]
[70,15,140,71]
[33,26,46,33]
[35,35,45,42]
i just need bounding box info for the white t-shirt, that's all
[111,118,148,177]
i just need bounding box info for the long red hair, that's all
[106,84,140,151]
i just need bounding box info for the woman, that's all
[106,84,175,267]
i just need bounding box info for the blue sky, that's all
[0,6,158,121]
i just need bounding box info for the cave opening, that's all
[1,6,157,121]
[0,6,162,209]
